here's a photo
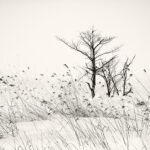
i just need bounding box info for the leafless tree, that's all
[98,56,135,97]
[98,58,121,97]
[121,56,135,96]
[57,28,120,98]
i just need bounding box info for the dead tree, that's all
[121,56,135,96]
[57,28,119,98]
[98,58,121,97]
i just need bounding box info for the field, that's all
[0,67,150,150]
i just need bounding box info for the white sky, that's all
[0,0,150,76]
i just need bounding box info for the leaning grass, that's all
[0,69,150,149]
[8,112,149,150]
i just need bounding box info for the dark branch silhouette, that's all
[57,28,119,98]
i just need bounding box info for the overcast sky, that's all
[0,0,150,76]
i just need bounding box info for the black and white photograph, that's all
[0,0,150,149]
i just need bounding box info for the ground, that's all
[0,70,150,150]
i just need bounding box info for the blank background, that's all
[0,0,150,76]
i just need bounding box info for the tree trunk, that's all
[91,49,96,98]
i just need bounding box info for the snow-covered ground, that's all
[0,114,150,150]
[0,70,150,150]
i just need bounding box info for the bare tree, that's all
[98,56,135,97]
[98,58,121,97]
[121,56,135,96]
[57,28,119,98]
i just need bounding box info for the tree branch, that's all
[95,46,120,59]
[56,37,92,60]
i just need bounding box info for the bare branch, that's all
[95,46,120,59]
[96,56,117,72]
[56,37,92,60]
[85,63,93,72]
